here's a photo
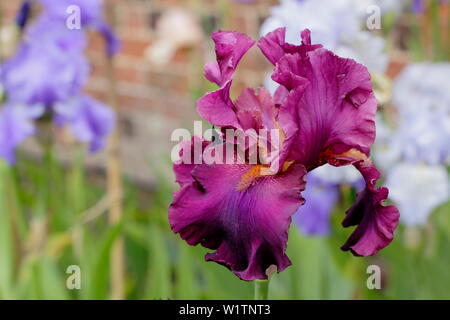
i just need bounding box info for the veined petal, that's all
[173,136,211,187]
[169,162,306,281]
[197,81,241,128]
[274,46,376,169]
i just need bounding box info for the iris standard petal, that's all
[273,47,376,169]
[257,28,322,66]
[204,30,255,86]
[169,162,306,280]
[198,31,255,128]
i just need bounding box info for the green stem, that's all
[254,279,269,300]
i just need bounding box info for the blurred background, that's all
[0,0,449,300]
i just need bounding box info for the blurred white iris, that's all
[386,163,449,226]
[260,0,389,74]
[375,63,450,226]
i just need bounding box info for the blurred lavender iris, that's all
[0,103,43,164]
[295,165,364,236]
[295,173,338,236]
[54,96,115,152]
[0,0,119,164]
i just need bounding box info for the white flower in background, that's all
[355,0,407,15]
[386,163,449,226]
[312,164,362,186]
[394,63,450,116]
[392,63,450,165]
[373,115,403,172]
[375,62,450,226]
[260,0,388,73]
[145,8,203,67]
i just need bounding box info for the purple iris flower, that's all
[1,23,89,107]
[54,95,115,152]
[169,28,399,281]
[0,103,43,164]
[37,0,120,56]
[38,0,103,25]
[15,0,32,30]
[412,0,424,14]
[295,173,339,236]
[295,165,365,236]
[0,0,118,164]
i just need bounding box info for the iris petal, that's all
[197,31,255,129]
[169,161,306,280]
[273,47,376,169]
[328,154,400,256]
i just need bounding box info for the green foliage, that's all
[1,156,450,300]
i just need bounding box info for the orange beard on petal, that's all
[236,160,294,192]
[236,164,271,191]
[320,148,373,166]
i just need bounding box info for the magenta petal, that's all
[257,28,322,66]
[173,137,211,187]
[273,48,376,169]
[204,30,255,86]
[196,81,241,128]
[169,163,306,280]
[198,31,255,128]
[340,160,400,256]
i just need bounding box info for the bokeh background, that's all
[0,0,449,300]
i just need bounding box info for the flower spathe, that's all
[169,28,399,281]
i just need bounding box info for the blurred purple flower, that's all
[0,103,43,164]
[1,28,89,107]
[37,0,120,56]
[38,0,104,25]
[412,0,424,14]
[295,173,339,236]
[15,0,32,30]
[54,96,115,152]
[0,0,118,164]
[295,165,364,236]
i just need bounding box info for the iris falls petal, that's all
[170,160,306,280]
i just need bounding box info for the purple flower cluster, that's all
[169,28,400,281]
[0,0,119,164]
